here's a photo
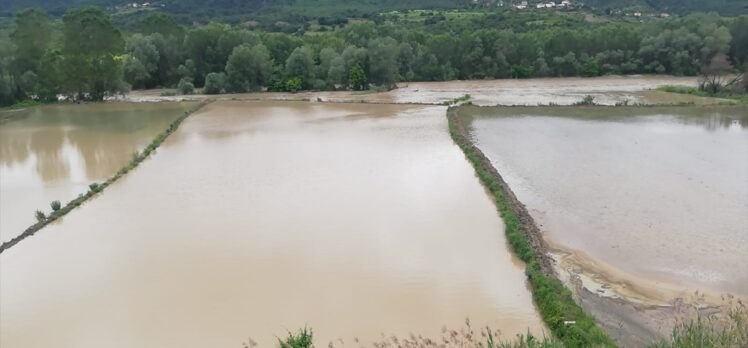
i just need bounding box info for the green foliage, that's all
[226,43,273,92]
[88,183,101,192]
[177,78,194,95]
[34,210,46,222]
[574,95,597,106]
[285,46,315,87]
[278,327,313,348]
[285,76,303,92]
[348,64,367,91]
[203,72,226,94]
[50,200,61,211]
[649,307,748,348]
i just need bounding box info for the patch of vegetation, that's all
[574,95,597,106]
[50,200,61,211]
[658,85,748,104]
[278,327,313,348]
[0,100,211,254]
[649,305,748,348]
[444,94,472,106]
[447,107,617,348]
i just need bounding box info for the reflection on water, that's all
[0,101,545,348]
[465,105,748,300]
[0,102,196,240]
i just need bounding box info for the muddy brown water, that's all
[0,101,545,348]
[125,76,703,106]
[464,105,748,304]
[0,102,196,242]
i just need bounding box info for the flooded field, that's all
[0,102,196,241]
[125,76,702,106]
[0,101,544,348]
[463,105,748,303]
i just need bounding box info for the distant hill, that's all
[584,0,748,15]
[1,0,746,19]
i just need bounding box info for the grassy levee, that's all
[446,106,617,348]
[0,100,212,254]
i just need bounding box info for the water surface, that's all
[0,102,195,241]
[465,106,748,301]
[1,101,544,348]
[126,76,701,106]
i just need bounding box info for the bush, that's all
[575,95,596,106]
[278,327,313,348]
[89,183,100,192]
[177,78,195,95]
[285,77,303,92]
[203,72,226,95]
[50,200,61,211]
[34,210,46,222]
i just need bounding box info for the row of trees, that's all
[2,8,747,106]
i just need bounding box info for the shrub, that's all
[50,200,61,211]
[89,183,100,192]
[278,327,313,348]
[177,78,195,95]
[34,210,46,222]
[575,95,596,106]
[285,77,303,92]
[203,72,226,95]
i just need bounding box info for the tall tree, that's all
[226,43,273,92]
[285,46,315,86]
[60,7,126,100]
[10,8,51,76]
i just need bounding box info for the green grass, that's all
[658,85,748,104]
[649,306,748,348]
[447,107,616,348]
[0,100,211,254]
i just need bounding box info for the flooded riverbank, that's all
[0,101,545,348]
[462,105,748,344]
[124,76,704,106]
[0,102,196,241]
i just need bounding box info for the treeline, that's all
[1,7,747,106]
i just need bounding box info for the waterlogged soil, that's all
[0,101,545,348]
[125,76,702,106]
[463,105,748,342]
[0,102,196,241]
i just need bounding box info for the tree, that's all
[10,8,51,77]
[348,64,367,90]
[226,44,273,92]
[140,12,185,43]
[204,72,226,94]
[327,56,346,87]
[367,37,399,89]
[60,7,126,100]
[177,78,194,95]
[124,34,160,88]
[699,53,741,94]
[183,23,226,86]
[317,47,339,85]
[285,46,315,86]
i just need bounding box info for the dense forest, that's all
[1,5,747,106]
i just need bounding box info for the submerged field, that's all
[0,102,197,241]
[461,105,748,343]
[1,76,746,347]
[0,101,545,347]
